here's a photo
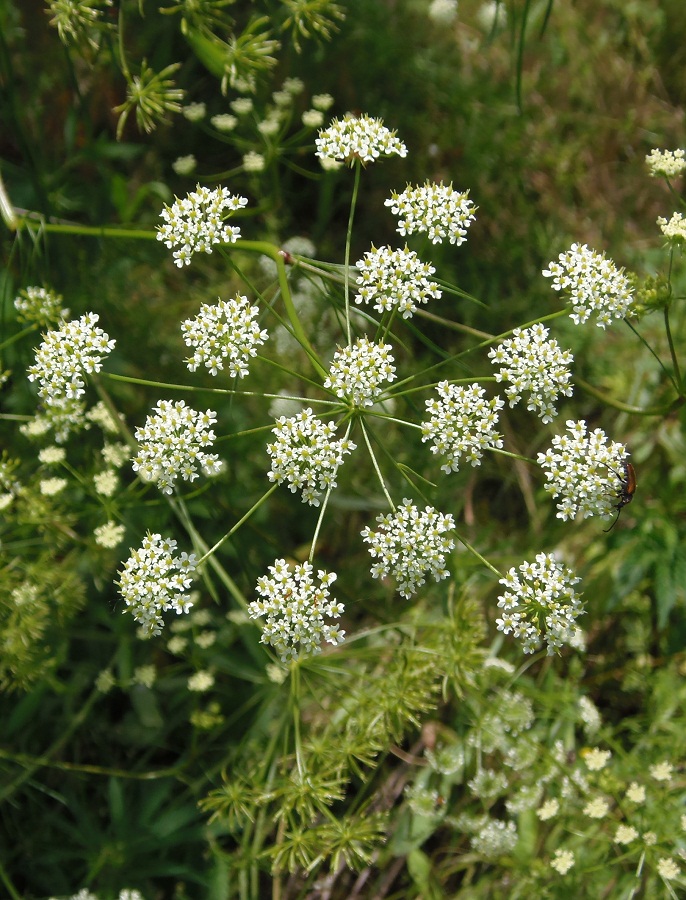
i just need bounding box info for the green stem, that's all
[359,419,395,512]
[575,376,682,416]
[343,163,363,346]
[663,307,683,395]
[194,483,279,567]
[0,322,38,353]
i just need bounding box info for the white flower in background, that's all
[496,553,583,655]
[489,324,573,422]
[28,313,116,406]
[156,185,248,267]
[94,520,126,549]
[302,108,324,128]
[282,77,304,95]
[355,245,442,319]
[38,446,66,465]
[584,747,611,771]
[649,761,674,782]
[537,420,630,522]
[182,102,206,121]
[422,381,504,472]
[14,285,69,326]
[40,477,68,496]
[188,670,215,692]
[361,500,455,598]
[181,294,268,377]
[324,338,396,407]
[385,181,476,245]
[316,114,407,166]
[132,399,221,494]
[646,148,686,178]
[542,242,633,327]
[550,849,575,875]
[211,113,237,131]
[243,151,266,172]
[614,825,638,845]
[230,97,253,115]
[249,559,345,662]
[172,154,196,176]
[312,93,334,111]
[93,469,118,497]
[428,0,458,24]
[657,858,680,880]
[470,818,517,858]
[118,532,197,635]
[267,408,356,506]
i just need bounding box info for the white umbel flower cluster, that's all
[496,552,583,655]
[488,324,574,423]
[27,313,116,406]
[14,285,69,326]
[657,212,686,244]
[385,181,476,245]
[181,294,269,377]
[324,338,396,407]
[537,420,629,521]
[646,148,686,178]
[118,533,197,636]
[249,559,345,662]
[132,399,221,494]
[315,114,407,166]
[422,382,504,472]
[266,409,356,506]
[355,245,442,319]
[156,185,248,267]
[361,500,455,598]
[542,243,633,328]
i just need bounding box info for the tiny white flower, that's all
[385,181,476,245]
[315,114,407,166]
[550,849,575,875]
[646,148,686,178]
[324,338,396,407]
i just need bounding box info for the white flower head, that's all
[385,181,476,245]
[657,212,686,244]
[542,242,633,328]
[249,559,345,662]
[421,381,504,473]
[132,399,221,494]
[182,102,206,122]
[584,747,612,771]
[361,500,455,598]
[496,553,583,655]
[428,0,458,24]
[28,313,116,408]
[211,113,237,132]
[315,114,407,166]
[537,420,630,522]
[172,154,197,175]
[266,408,356,506]
[646,148,686,178]
[118,532,197,636]
[550,849,575,875]
[243,151,266,172]
[94,520,126,549]
[14,285,69,326]
[355,245,442,319]
[657,857,681,880]
[489,324,573,423]
[156,185,248,267]
[181,294,268,377]
[302,108,324,128]
[324,338,396,407]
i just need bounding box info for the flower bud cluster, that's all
[496,552,583,654]
[361,500,455,598]
[315,114,407,165]
[385,181,476,245]
[488,324,574,423]
[324,338,396,407]
[181,294,269,377]
[118,533,197,636]
[537,420,629,521]
[15,286,69,326]
[132,400,221,494]
[657,212,686,244]
[156,185,248,267]
[27,313,116,407]
[355,245,442,319]
[422,382,504,472]
[266,409,356,506]
[249,559,345,662]
[542,243,633,328]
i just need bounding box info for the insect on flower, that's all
[604,461,636,532]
